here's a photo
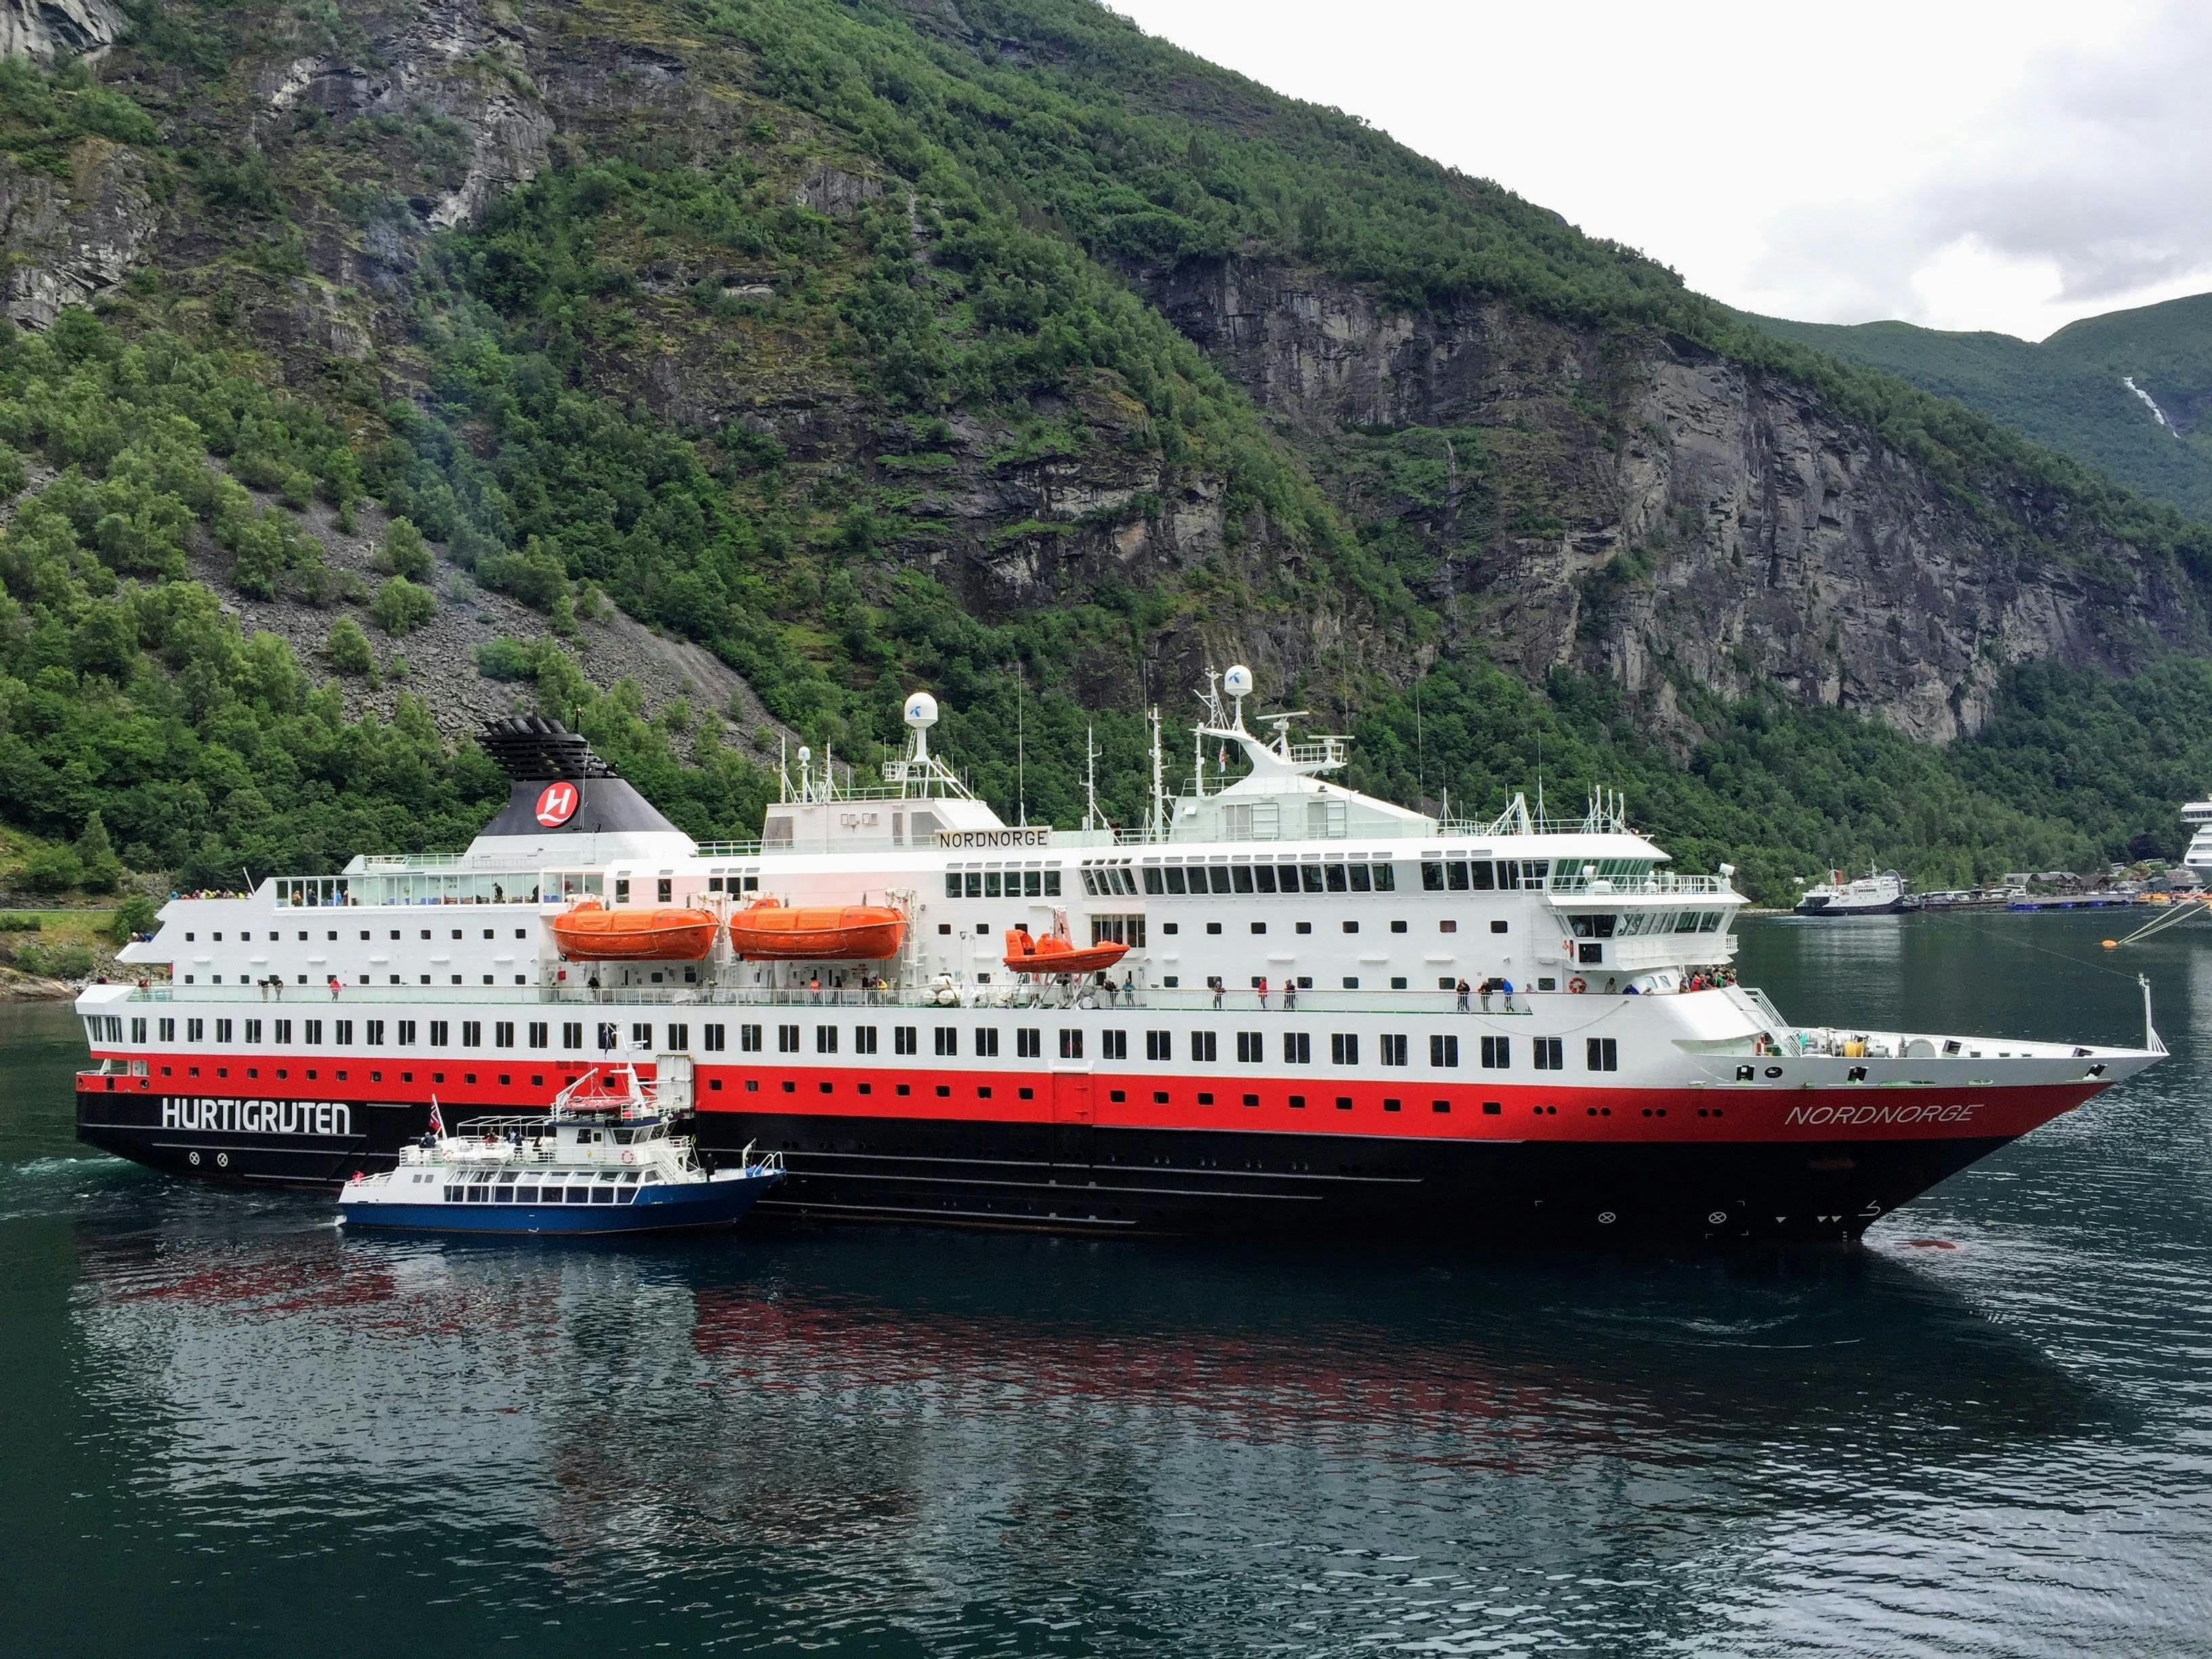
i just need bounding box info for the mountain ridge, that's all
[1748,291,2212,518]
[1,0,2210,901]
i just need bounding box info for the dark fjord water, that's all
[3,913,2211,1658]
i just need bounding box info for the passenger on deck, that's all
[1456,978,1471,1013]
[1256,976,1270,1012]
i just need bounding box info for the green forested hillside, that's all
[1753,293,2212,518]
[1,0,2209,905]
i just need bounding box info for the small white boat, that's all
[338,1065,781,1235]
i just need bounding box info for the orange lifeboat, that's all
[549,900,718,962]
[728,898,907,960]
[1004,926,1130,979]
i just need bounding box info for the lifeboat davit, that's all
[549,901,718,962]
[728,899,907,960]
[1003,926,1130,978]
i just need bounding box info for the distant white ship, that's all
[2182,798,2212,883]
[1794,867,1908,918]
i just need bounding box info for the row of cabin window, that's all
[945,869,1067,899]
[609,876,767,903]
[1568,911,1727,938]
[1096,861,1402,899]
[185,927,535,942]
[1421,860,1552,893]
[120,1013,1620,1072]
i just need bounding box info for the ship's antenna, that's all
[1082,724,1103,832]
[778,734,791,801]
[1535,733,1545,822]
[1414,677,1424,798]
[1149,706,1167,840]
[1016,666,1027,827]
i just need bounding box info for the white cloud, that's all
[1105,0,2212,340]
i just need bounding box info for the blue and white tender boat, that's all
[337,1065,781,1235]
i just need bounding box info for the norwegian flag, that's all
[426,1098,445,1138]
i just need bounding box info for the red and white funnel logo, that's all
[534,782,579,827]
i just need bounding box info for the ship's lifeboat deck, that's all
[549,901,718,962]
[729,899,906,961]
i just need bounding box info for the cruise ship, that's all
[74,670,2165,1242]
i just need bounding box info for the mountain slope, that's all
[1753,293,2212,518]
[1,0,2209,901]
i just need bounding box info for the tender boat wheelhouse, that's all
[76,668,2163,1243]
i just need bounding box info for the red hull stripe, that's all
[691,1063,2093,1143]
[80,1052,2102,1144]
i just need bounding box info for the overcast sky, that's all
[1109,0,2210,342]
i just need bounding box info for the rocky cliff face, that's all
[1146,258,2207,741]
[0,0,123,63]
[0,138,152,327]
[4,3,2204,751]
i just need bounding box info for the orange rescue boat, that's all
[1003,926,1130,978]
[550,900,718,962]
[729,898,907,960]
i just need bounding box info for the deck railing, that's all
[104,979,1745,1017]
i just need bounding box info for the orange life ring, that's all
[1568,977,1588,994]
[621,1149,635,1165]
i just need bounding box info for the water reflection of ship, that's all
[66,1216,2117,1580]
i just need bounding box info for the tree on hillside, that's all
[324,615,378,679]
[75,812,122,893]
[370,576,436,636]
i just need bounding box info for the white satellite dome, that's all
[1223,663,1254,699]
[904,691,939,729]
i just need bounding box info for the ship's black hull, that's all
[700,1110,2007,1244]
[74,1088,2009,1244]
